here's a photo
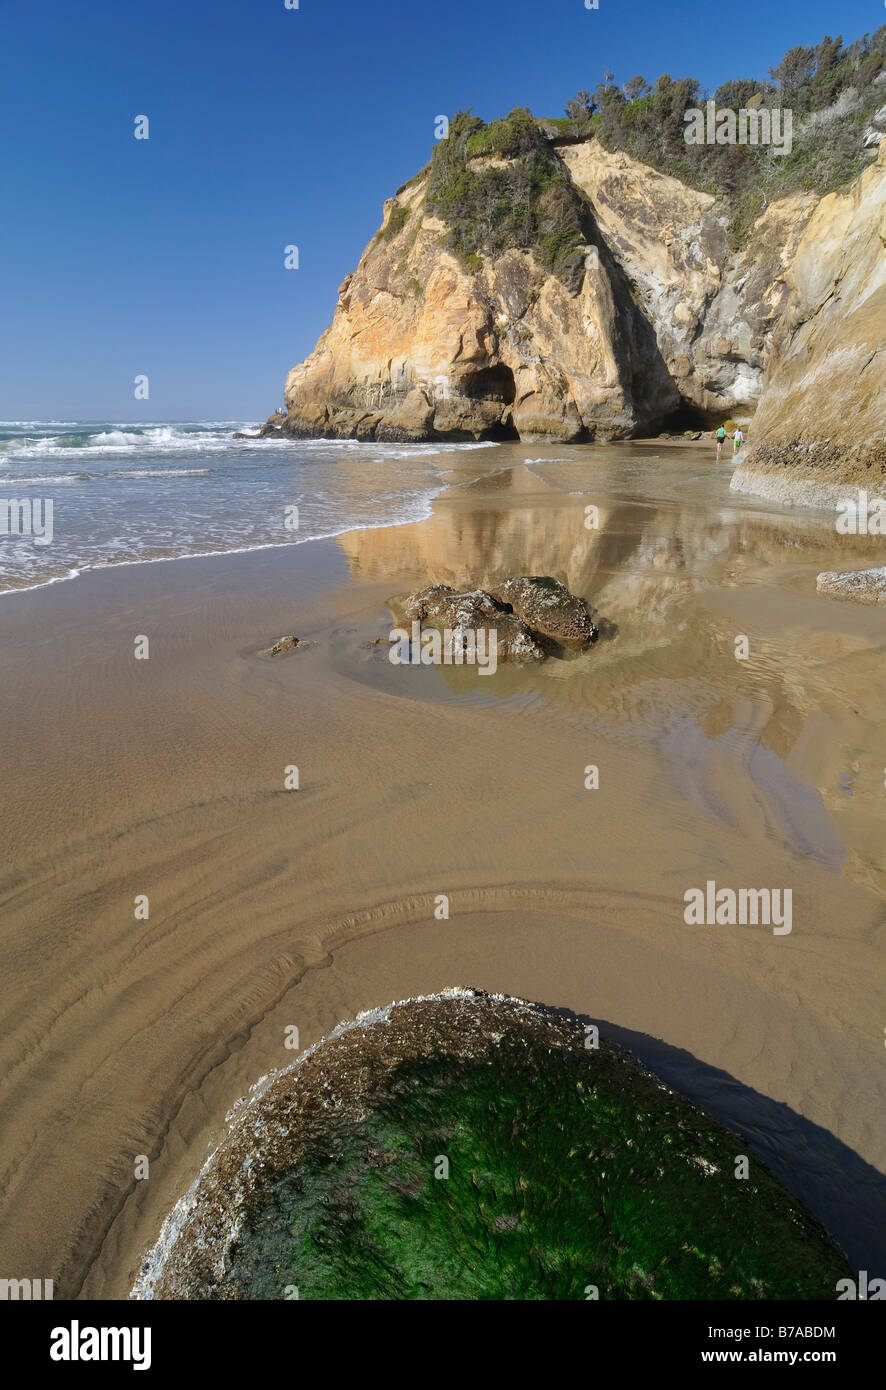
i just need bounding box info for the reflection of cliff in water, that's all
[338,446,883,596]
[338,447,886,901]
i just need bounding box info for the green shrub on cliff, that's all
[425,108,592,289]
[379,201,410,239]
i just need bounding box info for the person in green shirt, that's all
[715,425,727,458]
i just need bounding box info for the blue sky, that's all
[0,0,878,420]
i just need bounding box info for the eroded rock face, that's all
[559,142,817,422]
[269,126,883,464]
[487,575,598,648]
[392,584,546,662]
[274,152,682,445]
[732,139,886,504]
[268,134,835,444]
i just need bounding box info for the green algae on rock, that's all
[131,990,851,1301]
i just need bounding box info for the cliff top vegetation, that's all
[404,28,885,279]
[425,106,594,290]
[559,25,886,242]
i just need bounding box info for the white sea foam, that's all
[113,468,212,479]
[0,423,502,596]
[90,430,151,446]
[1,474,93,485]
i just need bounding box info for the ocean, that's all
[0,420,499,595]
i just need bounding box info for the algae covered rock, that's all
[132,989,852,1302]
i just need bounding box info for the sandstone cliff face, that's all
[732,139,886,505]
[279,158,678,444]
[559,143,817,421]
[271,127,882,455]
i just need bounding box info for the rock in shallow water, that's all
[487,575,598,649]
[260,635,304,656]
[391,576,599,661]
[393,585,547,662]
[816,566,886,603]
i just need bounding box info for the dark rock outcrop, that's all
[393,585,546,662]
[488,575,598,649]
[391,576,601,661]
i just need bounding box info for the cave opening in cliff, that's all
[460,365,517,405]
[662,400,708,433]
[484,419,520,441]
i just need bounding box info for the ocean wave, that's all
[0,422,498,599]
[0,498,439,599]
[1,428,502,464]
[1,424,252,460]
[294,438,501,457]
[1,473,94,485]
[0,468,210,483]
[90,430,148,445]
[112,468,212,478]
[0,433,91,453]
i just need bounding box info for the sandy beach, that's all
[2,440,886,1298]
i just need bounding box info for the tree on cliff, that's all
[622,75,648,101]
[558,24,885,242]
[564,90,596,123]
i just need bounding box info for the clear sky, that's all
[0,0,878,421]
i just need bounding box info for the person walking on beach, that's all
[732,425,744,456]
[715,424,727,459]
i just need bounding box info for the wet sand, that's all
[1,440,885,1297]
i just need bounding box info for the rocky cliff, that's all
[276,138,678,444]
[731,137,886,505]
[266,112,884,467]
[558,142,817,422]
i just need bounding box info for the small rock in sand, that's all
[816,567,886,604]
[261,635,304,656]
